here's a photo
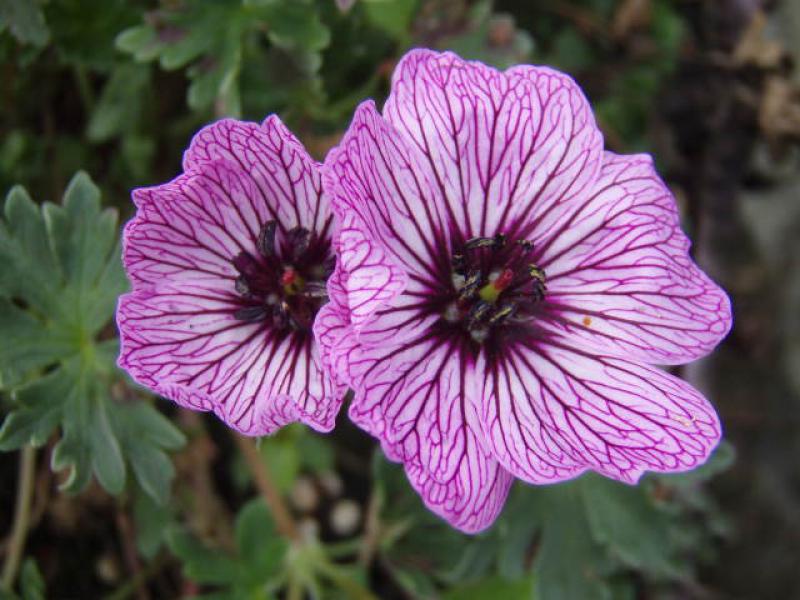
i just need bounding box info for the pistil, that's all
[231,220,331,331]
[444,233,547,343]
[478,269,514,304]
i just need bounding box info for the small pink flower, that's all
[117,117,343,435]
[319,49,732,533]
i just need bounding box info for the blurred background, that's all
[1,0,799,598]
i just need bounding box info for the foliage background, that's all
[1,0,799,598]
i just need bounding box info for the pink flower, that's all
[117,117,343,435]
[318,50,732,533]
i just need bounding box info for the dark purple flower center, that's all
[231,221,333,332]
[437,234,547,345]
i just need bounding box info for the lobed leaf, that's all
[168,499,287,596]
[114,0,331,116]
[0,0,50,47]
[0,172,184,503]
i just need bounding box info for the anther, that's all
[321,255,336,277]
[233,252,260,278]
[452,253,466,275]
[234,306,267,322]
[458,270,482,302]
[234,275,250,296]
[470,327,489,344]
[468,301,492,327]
[464,233,506,251]
[528,264,546,284]
[303,281,328,298]
[516,239,533,252]
[257,221,277,258]
[287,227,311,262]
[488,303,516,326]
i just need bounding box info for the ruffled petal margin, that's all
[118,116,342,435]
[384,49,604,242]
[480,337,721,485]
[347,336,512,533]
[539,152,732,365]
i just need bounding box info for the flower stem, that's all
[233,434,299,542]
[1,446,36,591]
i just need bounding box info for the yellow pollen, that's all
[582,316,592,327]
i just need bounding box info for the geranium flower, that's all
[318,49,732,533]
[117,117,342,435]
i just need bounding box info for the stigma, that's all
[231,220,332,332]
[444,233,547,344]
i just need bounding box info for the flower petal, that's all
[323,100,452,331]
[119,117,341,434]
[118,284,340,434]
[480,337,721,484]
[313,252,360,388]
[183,116,331,237]
[125,162,250,287]
[539,152,732,365]
[336,209,409,332]
[347,334,512,532]
[384,49,603,240]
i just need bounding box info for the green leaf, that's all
[114,25,161,62]
[436,2,534,69]
[168,528,240,585]
[235,500,287,583]
[257,434,301,493]
[373,454,484,595]
[0,173,184,503]
[443,576,531,600]
[133,485,173,559]
[0,0,50,47]
[264,2,330,53]
[19,558,46,600]
[116,0,249,115]
[546,28,595,73]
[87,63,150,143]
[362,0,418,42]
[169,499,287,595]
[44,0,139,70]
[581,475,680,577]
[531,483,613,600]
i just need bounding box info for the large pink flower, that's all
[318,50,732,533]
[117,116,342,435]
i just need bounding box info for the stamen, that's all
[234,275,250,296]
[458,270,482,302]
[443,232,547,343]
[287,227,310,262]
[234,306,267,322]
[478,268,514,303]
[233,252,260,278]
[443,302,461,322]
[468,301,492,327]
[231,220,331,332]
[451,273,466,291]
[464,233,506,251]
[528,265,545,285]
[488,303,516,326]
[452,253,466,275]
[257,221,277,258]
[470,327,489,344]
[303,281,328,298]
[516,239,533,251]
